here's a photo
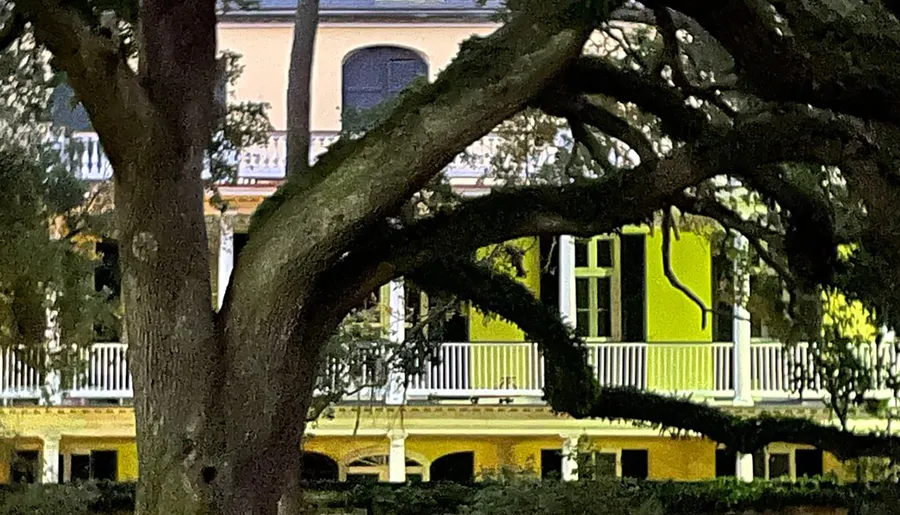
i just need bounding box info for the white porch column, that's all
[217,210,236,310]
[561,434,579,481]
[41,434,60,484]
[732,233,753,406]
[735,452,754,482]
[387,430,407,483]
[43,290,63,405]
[558,235,576,328]
[385,279,406,405]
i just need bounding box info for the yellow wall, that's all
[302,433,718,481]
[646,232,713,343]
[62,437,139,481]
[218,23,498,132]
[469,238,541,342]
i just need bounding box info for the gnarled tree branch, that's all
[412,256,900,461]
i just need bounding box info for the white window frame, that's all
[574,236,622,341]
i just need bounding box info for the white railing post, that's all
[217,210,236,310]
[561,434,580,481]
[558,235,576,328]
[387,430,408,483]
[733,234,753,406]
[385,279,406,405]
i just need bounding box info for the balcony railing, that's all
[4,340,898,404]
[69,130,504,182]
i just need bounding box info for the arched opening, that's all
[342,453,426,482]
[300,451,339,481]
[341,46,428,128]
[430,451,475,483]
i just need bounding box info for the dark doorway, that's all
[10,451,39,484]
[430,451,475,483]
[796,449,823,478]
[540,449,562,480]
[715,448,736,477]
[621,449,649,479]
[300,452,339,481]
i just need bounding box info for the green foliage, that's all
[0,483,101,515]
[3,479,900,515]
[0,28,111,385]
[207,51,273,207]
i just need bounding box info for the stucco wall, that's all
[218,22,498,132]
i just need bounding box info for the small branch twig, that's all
[0,10,25,52]
[662,207,709,329]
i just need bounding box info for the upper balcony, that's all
[3,340,896,406]
[69,130,506,192]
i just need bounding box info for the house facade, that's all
[0,0,887,486]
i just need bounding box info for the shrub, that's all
[0,483,101,515]
[457,479,663,515]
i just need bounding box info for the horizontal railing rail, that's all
[3,340,899,403]
[67,130,508,182]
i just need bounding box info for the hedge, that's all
[0,478,897,515]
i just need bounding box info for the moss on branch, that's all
[411,257,900,462]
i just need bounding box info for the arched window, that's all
[430,451,475,483]
[300,452,339,481]
[342,453,426,482]
[342,46,428,113]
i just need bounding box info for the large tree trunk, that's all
[22,1,603,513]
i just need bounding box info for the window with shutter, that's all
[342,46,427,114]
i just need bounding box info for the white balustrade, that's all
[407,342,545,398]
[1,340,898,403]
[0,347,45,399]
[70,343,132,399]
[68,131,506,182]
[587,342,648,390]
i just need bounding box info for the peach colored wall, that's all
[218,23,498,131]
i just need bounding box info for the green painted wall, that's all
[468,238,541,342]
[645,231,714,391]
[469,238,541,390]
[645,231,713,343]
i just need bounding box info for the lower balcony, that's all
[2,341,893,405]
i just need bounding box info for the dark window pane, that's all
[715,449,735,477]
[769,453,790,479]
[71,454,91,481]
[597,240,613,268]
[575,278,590,310]
[621,450,648,479]
[711,252,734,342]
[575,239,589,268]
[795,449,823,477]
[594,452,617,477]
[575,314,589,337]
[596,277,612,337]
[541,449,562,480]
[620,234,646,342]
[94,239,120,297]
[11,451,39,484]
[753,450,766,478]
[234,233,250,266]
[430,452,475,483]
[91,450,118,481]
[751,317,763,338]
[387,59,425,92]
[58,455,65,484]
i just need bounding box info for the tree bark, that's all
[286,0,320,179]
